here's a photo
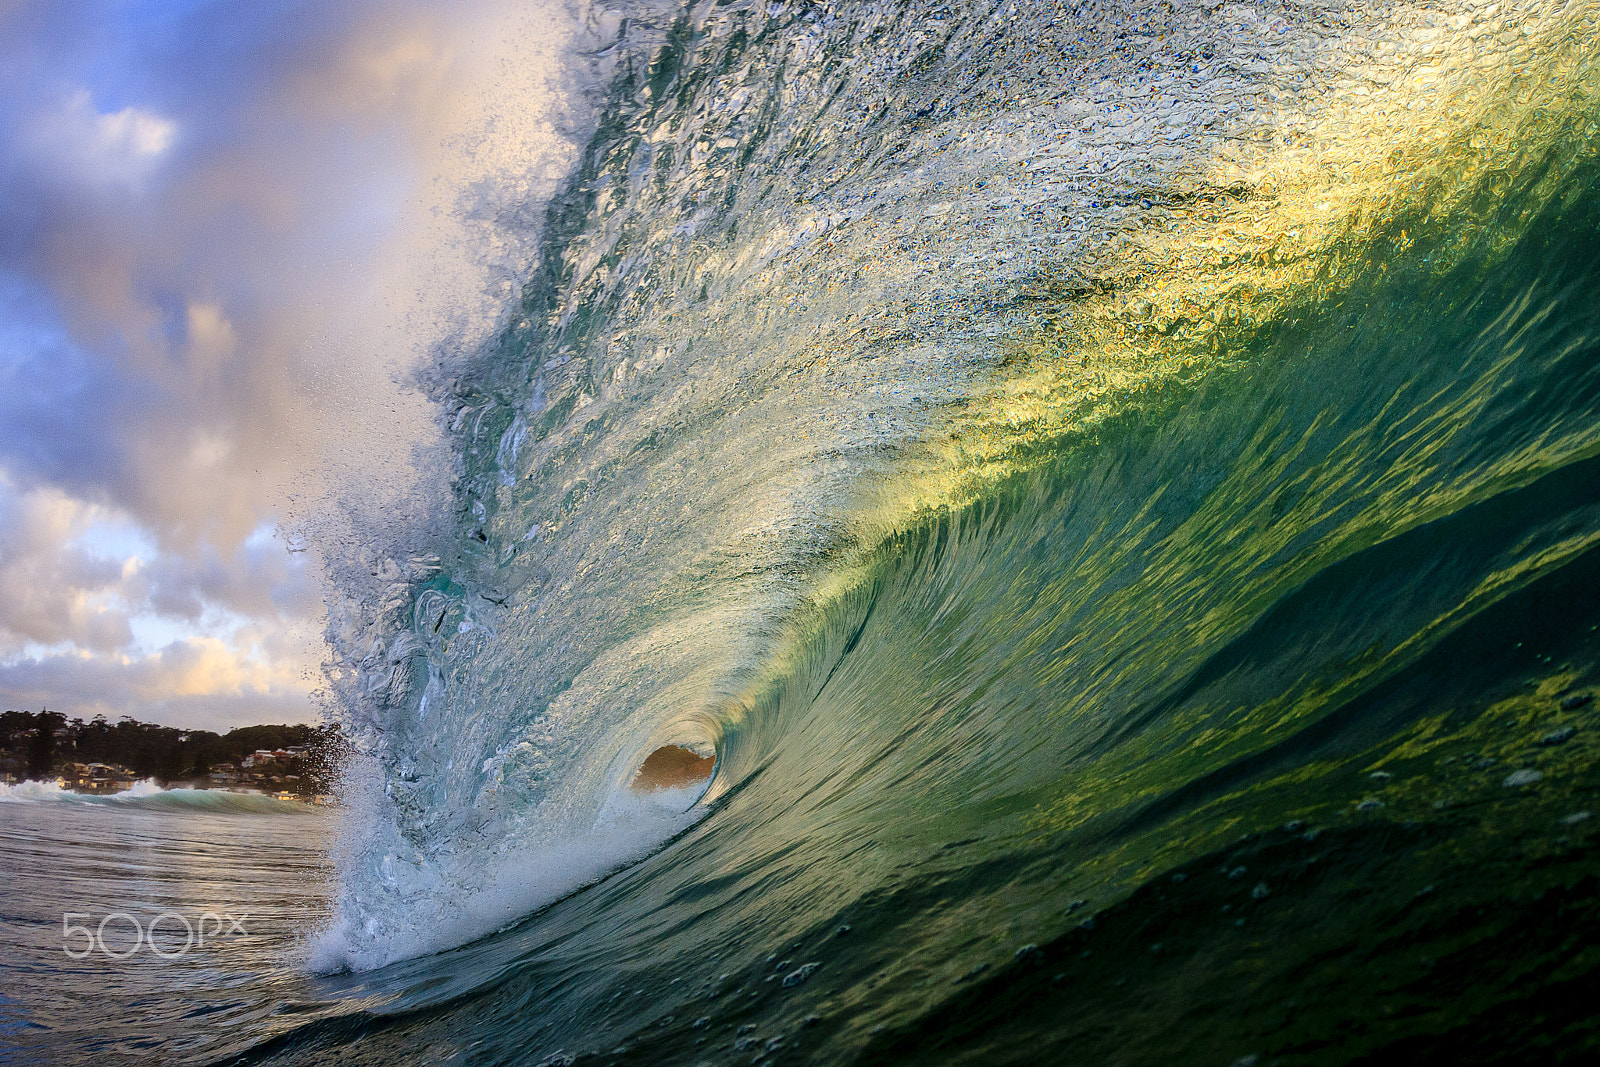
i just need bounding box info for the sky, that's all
[0,0,580,730]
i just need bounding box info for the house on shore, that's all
[59,762,137,794]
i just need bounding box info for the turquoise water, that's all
[12,0,1600,1064]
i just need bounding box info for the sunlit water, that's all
[13,0,1600,1063]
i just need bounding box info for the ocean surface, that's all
[0,787,336,1065]
[12,0,1600,1063]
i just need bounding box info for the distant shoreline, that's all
[1,710,348,798]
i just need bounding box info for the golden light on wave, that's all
[713,0,1600,733]
[923,0,1600,515]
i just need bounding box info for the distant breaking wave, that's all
[0,779,309,814]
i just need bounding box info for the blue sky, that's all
[0,0,579,729]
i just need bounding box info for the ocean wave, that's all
[0,778,312,814]
[295,6,1600,1065]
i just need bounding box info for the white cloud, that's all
[0,478,321,723]
[27,88,178,189]
[89,97,177,158]
[0,482,130,654]
[0,641,316,731]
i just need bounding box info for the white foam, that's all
[310,787,706,972]
[0,779,75,803]
[0,777,166,803]
[109,778,168,800]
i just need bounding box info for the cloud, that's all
[0,0,580,730]
[0,482,133,654]
[134,527,320,624]
[0,1,443,543]
[21,88,178,190]
[0,0,577,539]
[0,476,322,725]
[0,641,316,731]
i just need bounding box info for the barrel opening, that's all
[629,745,715,793]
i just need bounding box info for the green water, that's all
[287,2,1600,1064]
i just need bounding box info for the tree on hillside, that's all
[1,711,344,787]
[26,710,65,780]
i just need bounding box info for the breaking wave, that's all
[279,1,1600,1063]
